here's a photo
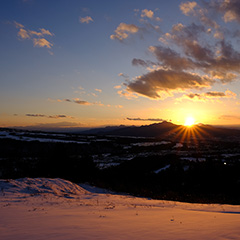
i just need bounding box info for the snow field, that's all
[0,178,240,240]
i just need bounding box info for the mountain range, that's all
[80,121,240,140]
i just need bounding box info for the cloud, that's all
[180,1,197,16]
[73,99,92,105]
[14,21,24,29]
[56,98,107,106]
[33,38,53,48]
[141,9,154,19]
[26,114,74,119]
[110,23,139,41]
[123,19,240,99]
[149,45,196,71]
[132,58,156,68]
[29,30,43,37]
[117,90,138,99]
[114,85,122,89]
[79,16,94,24]
[17,28,30,39]
[118,73,129,79]
[126,69,213,99]
[63,99,72,102]
[26,114,45,117]
[14,21,54,50]
[40,28,53,36]
[179,1,219,29]
[126,117,166,122]
[208,0,240,23]
[112,1,240,102]
[210,71,237,84]
[49,115,73,119]
[180,90,237,101]
[95,88,102,93]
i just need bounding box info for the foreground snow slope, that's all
[1,178,240,240]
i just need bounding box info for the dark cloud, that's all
[205,91,225,97]
[73,99,92,105]
[127,117,166,122]
[132,58,157,67]
[26,114,73,119]
[185,93,202,100]
[48,115,68,119]
[63,99,72,102]
[26,114,46,117]
[183,90,236,101]
[149,45,196,71]
[209,0,240,23]
[127,69,213,99]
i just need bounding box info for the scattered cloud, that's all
[116,1,240,100]
[79,16,94,24]
[117,90,138,99]
[110,23,139,41]
[33,38,53,48]
[207,0,240,23]
[14,21,54,50]
[179,1,197,16]
[179,1,219,29]
[141,9,154,19]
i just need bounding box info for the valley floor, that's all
[0,178,240,240]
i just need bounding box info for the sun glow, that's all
[184,116,195,127]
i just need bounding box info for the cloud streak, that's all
[26,114,74,119]
[179,90,237,101]
[127,117,167,122]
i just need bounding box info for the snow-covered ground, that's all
[1,178,240,240]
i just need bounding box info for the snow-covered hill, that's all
[1,178,240,240]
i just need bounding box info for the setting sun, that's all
[184,116,195,127]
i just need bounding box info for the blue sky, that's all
[1,0,240,129]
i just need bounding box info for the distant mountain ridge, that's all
[80,121,240,140]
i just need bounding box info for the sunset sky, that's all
[1,0,240,129]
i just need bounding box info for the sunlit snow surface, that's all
[1,178,240,240]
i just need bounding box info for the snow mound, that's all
[0,178,89,197]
